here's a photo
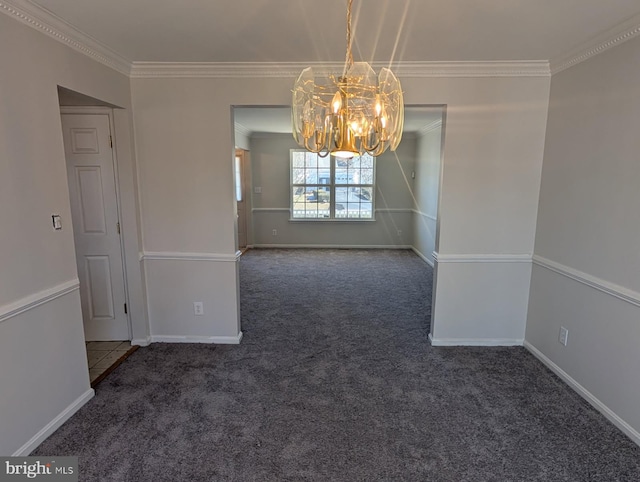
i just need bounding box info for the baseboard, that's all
[524,341,640,448]
[252,244,413,249]
[13,388,95,456]
[429,333,524,346]
[150,332,243,344]
[131,336,151,347]
[411,246,434,267]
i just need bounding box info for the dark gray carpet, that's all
[34,249,640,481]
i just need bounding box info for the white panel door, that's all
[61,113,129,341]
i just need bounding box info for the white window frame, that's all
[290,150,376,221]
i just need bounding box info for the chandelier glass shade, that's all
[292,0,404,159]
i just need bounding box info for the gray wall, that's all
[526,36,640,442]
[249,133,417,247]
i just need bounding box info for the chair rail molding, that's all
[139,251,242,262]
[0,279,80,324]
[433,253,532,263]
[532,255,640,307]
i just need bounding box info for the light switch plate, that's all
[52,215,62,230]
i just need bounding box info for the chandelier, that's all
[292,0,404,159]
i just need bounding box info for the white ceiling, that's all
[28,0,640,64]
[23,0,640,134]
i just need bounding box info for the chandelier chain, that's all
[344,0,354,75]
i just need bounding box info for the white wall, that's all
[412,76,550,345]
[249,133,416,247]
[526,36,640,442]
[0,13,144,455]
[412,121,443,265]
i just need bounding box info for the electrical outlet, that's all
[254,187,262,194]
[272,229,277,236]
[559,326,568,346]
[193,302,204,316]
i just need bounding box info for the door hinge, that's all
[109,135,113,148]
[116,222,121,234]
[124,303,128,314]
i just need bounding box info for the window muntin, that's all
[291,151,375,220]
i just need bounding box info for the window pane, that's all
[292,186,331,219]
[305,152,317,168]
[234,156,242,202]
[292,168,306,184]
[318,156,330,168]
[335,166,348,184]
[335,187,348,218]
[292,151,305,168]
[349,157,362,170]
[361,155,374,169]
[360,168,374,184]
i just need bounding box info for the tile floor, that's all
[86,341,131,384]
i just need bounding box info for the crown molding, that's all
[129,61,550,79]
[0,0,131,76]
[551,12,640,75]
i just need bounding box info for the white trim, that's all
[252,207,290,213]
[131,336,151,347]
[524,341,640,447]
[252,207,413,214]
[551,13,640,75]
[151,333,243,345]
[412,209,437,221]
[532,255,640,308]
[13,388,95,456]
[130,61,550,79]
[429,333,524,346]
[252,244,412,249]
[140,251,241,262]
[0,279,80,324]
[375,208,413,214]
[411,247,434,267]
[417,119,443,137]
[0,0,131,76]
[434,253,532,264]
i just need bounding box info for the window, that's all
[234,155,243,202]
[291,150,375,220]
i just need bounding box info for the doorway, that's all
[60,108,130,342]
